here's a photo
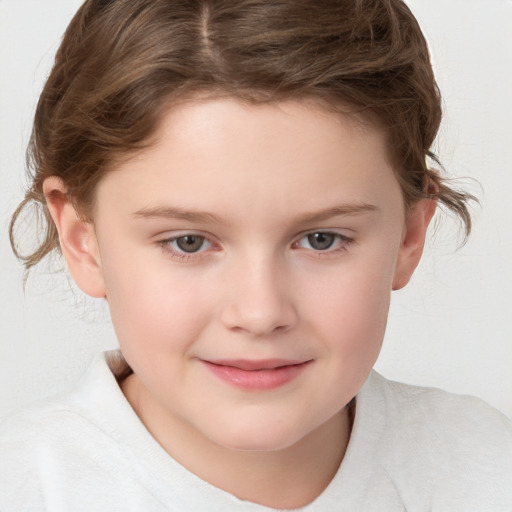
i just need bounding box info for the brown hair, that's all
[10,0,474,271]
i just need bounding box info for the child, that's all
[1,0,511,510]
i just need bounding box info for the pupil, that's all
[308,232,335,250]
[176,236,203,253]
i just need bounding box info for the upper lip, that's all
[203,359,312,371]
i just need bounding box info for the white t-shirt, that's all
[1,351,511,511]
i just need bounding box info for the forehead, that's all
[96,98,403,223]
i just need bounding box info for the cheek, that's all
[100,249,214,356]
[298,247,397,359]
[302,249,395,319]
[317,276,391,352]
[315,275,392,404]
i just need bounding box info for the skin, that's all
[44,98,435,509]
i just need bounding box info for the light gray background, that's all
[1,0,511,418]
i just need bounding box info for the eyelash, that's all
[157,231,354,261]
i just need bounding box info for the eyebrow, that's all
[132,203,378,225]
[296,203,379,224]
[133,206,223,224]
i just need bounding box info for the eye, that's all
[162,234,212,254]
[175,235,207,253]
[295,231,351,252]
[305,232,335,251]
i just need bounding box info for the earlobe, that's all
[43,177,106,298]
[392,197,437,290]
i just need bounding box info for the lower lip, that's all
[201,361,311,391]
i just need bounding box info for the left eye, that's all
[170,235,210,253]
[296,232,345,251]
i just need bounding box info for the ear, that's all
[392,197,437,290]
[43,176,106,298]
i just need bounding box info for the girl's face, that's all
[71,98,431,453]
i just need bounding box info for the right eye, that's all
[172,235,209,253]
[158,234,214,258]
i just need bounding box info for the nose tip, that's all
[220,270,297,337]
[221,303,296,337]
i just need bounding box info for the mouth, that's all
[200,359,313,390]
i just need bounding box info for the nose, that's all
[219,254,298,337]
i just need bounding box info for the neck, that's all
[122,374,354,509]
[205,408,353,509]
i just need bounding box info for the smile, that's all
[200,359,313,391]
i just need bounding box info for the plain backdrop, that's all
[1,0,511,419]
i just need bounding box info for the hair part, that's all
[10,0,475,271]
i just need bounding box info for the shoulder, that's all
[0,391,102,450]
[0,396,91,508]
[357,371,512,508]
[370,371,512,446]
[0,351,126,447]
[0,352,134,510]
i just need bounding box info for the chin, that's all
[209,422,308,453]
[222,438,299,453]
